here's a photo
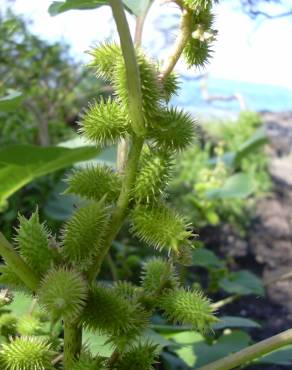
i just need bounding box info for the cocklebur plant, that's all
[0,0,220,369]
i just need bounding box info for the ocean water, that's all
[172,77,292,117]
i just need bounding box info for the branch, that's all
[134,2,152,46]
[0,232,38,291]
[87,1,145,282]
[87,135,143,281]
[117,2,152,173]
[109,0,145,136]
[196,328,292,370]
[159,9,192,81]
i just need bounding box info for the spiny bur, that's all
[38,268,88,321]
[0,336,54,370]
[15,210,53,278]
[65,165,121,203]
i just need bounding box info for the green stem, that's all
[88,136,144,281]
[0,232,38,291]
[116,2,152,173]
[196,328,292,370]
[109,0,145,136]
[106,253,119,281]
[159,9,192,81]
[63,320,82,369]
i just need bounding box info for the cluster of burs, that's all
[0,0,218,369]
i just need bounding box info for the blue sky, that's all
[10,0,292,89]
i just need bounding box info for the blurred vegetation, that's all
[0,10,108,237]
[170,111,271,232]
[0,9,107,146]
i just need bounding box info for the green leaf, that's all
[49,0,152,16]
[165,331,204,367]
[212,316,260,330]
[142,329,173,348]
[219,270,265,296]
[48,0,108,16]
[83,330,114,357]
[206,173,254,200]
[171,330,251,368]
[8,293,34,316]
[235,128,268,165]
[0,144,100,206]
[123,0,152,16]
[192,249,225,269]
[167,331,204,345]
[257,345,292,366]
[0,90,22,112]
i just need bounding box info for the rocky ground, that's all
[229,112,292,368]
[251,112,292,328]
[202,112,292,369]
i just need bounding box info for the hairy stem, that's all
[63,320,82,369]
[109,0,145,136]
[88,136,144,281]
[159,9,192,81]
[196,328,292,370]
[0,232,38,291]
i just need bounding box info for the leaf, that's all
[49,0,152,16]
[8,292,34,316]
[206,173,254,200]
[167,331,204,345]
[165,331,204,367]
[44,180,84,221]
[142,329,173,348]
[235,128,268,165]
[151,324,192,334]
[172,330,252,368]
[257,345,292,366]
[161,352,186,370]
[48,0,108,16]
[192,249,225,269]
[219,270,265,296]
[0,90,22,112]
[0,144,100,206]
[210,128,268,168]
[82,330,113,357]
[123,0,152,16]
[212,316,260,330]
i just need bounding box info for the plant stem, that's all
[196,328,292,370]
[159,9,192,81]
[106,253,119,281]
[107,348,120,369]
[117,138,129,172]
[109,0,145,136]
[63,320,82,369]
[0,232,38,291]
[212,294,240,310]
[134,3,152,46]
[52,354,63,366]
[87,136,144,281]
[116,1,152,172]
